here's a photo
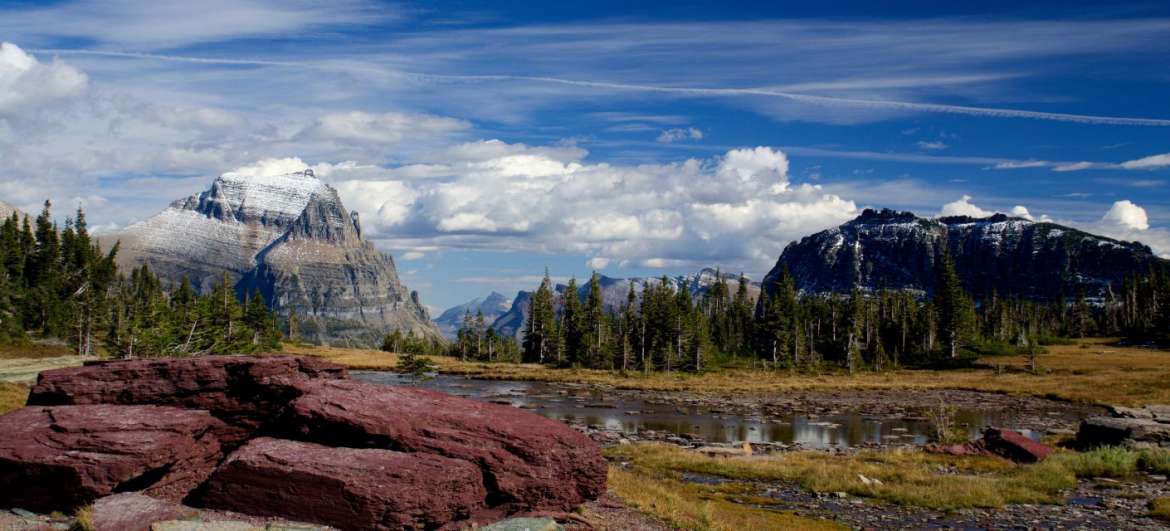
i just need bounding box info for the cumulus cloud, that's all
[937,196,1053,222]
[0,42,87,115]
[327,144,857,272]
[1084,200,1170,257]
[939,195,994,217]
[1101,200,1149,230]
[656,127,703,143]
[1120,153,1170,170]
[1010,205,1035,220]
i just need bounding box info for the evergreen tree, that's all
[560,276,582,366]
[934,249,975,360]
[523,270,557,363]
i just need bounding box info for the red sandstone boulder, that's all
[195,437,486,531]
[0,405,228,512]
[926,427,1053,463]
[27,356,346,437]
[279,380,607,514]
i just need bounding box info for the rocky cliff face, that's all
[434,292,513,339]
[765,208,1166,299]
[111,169,438,345]
[490,269,761,341]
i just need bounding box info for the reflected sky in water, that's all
[353,372,1030,448]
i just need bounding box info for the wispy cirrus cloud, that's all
[0,0,391,50]
[23,13,1170,126]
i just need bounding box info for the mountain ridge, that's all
[489,268,762,341]
[108,168,438,346]
[765,208,1165,299]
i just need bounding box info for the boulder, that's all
[1076,416,1170,448]
[926,427,1053,463]
[194,438,485,531]
[27,356,346,437]
[0,405,227,512]
[979,427,1054,463]
[278,380,607,513]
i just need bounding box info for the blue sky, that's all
[1,0,1169,311]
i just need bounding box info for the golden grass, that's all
[0,381,29,415]
[608,466,843,530]
[70,505,94,531]
[284,338,1170,406]
[608,442,1081,510]
[609,443,1170,512]
[0,341,74,359]
[1151,497,1170,522]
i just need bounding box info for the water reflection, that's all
[352,371,1028,448]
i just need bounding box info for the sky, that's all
[1,0,1169,311]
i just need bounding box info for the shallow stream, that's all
[353,371,1041,448]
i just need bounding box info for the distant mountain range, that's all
[105,169,438,346]
[464,268,762,341]
[433,291,513,339]
[766,208,1166,299]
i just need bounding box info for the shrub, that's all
[1138,449,1170,475]
[1051,446,1138,478]
[1151,498,1170,522]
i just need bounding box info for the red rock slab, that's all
[280,380,607,513]
[0,405,227,513]
[926,427,1054,463]
[195,437,485,531]
[26,355,346,437]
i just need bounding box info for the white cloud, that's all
[0,1,389,50]
[1081,200,1170,258]
[916,140,947,150]
[332,144,856,273]
[0,42,87,115]
[1010,205,1035,220]
[1101,200,1149,230]
[656,127,703,143]
[586,257,610,269]
[1053,161,1096,172]
[1120,153,1170,170]
[298,111,469,145]
[939,195,994,217]
[402,251,425,260]
[992,160,1049,170]
[224,157,311,179]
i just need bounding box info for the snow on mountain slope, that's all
[109,166,438,345]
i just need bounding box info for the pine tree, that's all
[561,276,582,366]
[583,271,606,368]
[523,269,557,363]
[935,249,974,360]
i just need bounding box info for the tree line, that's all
[0,202,282,357]
[500,253,1170,373]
